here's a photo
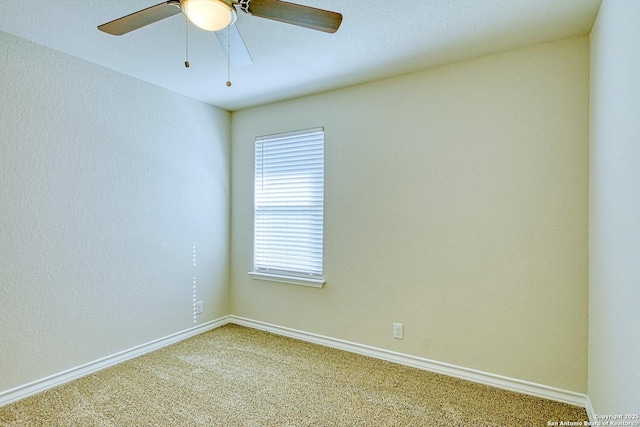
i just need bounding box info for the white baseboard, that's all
[1,315,590,413]
[228,316,589,409]
[0,317,230,408]
[585,396,597,423]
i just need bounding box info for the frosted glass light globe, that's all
[181,0,236,32]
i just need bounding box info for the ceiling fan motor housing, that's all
[238,0,252,15]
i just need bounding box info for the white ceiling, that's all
[0,0,601,111]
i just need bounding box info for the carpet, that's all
[0,324,588,426]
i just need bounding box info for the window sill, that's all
[248,272,325,288]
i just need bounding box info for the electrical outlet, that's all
[195,301,203,315]
[393,323,403,339]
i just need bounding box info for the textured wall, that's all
[231,36,589,393]
[589,0,640,413]
[0,31,230,393]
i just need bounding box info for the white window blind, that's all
[254,127,324,279]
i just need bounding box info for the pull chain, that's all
[184,15,190,68]
[226,25,232,87]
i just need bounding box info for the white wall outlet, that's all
[393,322,404,339]
[195,301,203,315]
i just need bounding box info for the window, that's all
[249,128,325,288]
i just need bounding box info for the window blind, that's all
[254,127,324,278]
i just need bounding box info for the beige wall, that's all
[0,28,593,400]
[0,32,231,393]
[231,36,589,393]
[589,0,640,413]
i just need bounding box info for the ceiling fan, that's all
[98,0,343,68]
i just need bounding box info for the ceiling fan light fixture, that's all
[181,0,237,32]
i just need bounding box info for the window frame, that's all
[249,127,326,288]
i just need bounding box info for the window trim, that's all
[248,271,326,288]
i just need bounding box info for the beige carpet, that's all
[0,324,587,426]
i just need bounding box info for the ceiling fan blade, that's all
[242,0,342,33]
[98,1,181,36]
[215,24,253,68]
